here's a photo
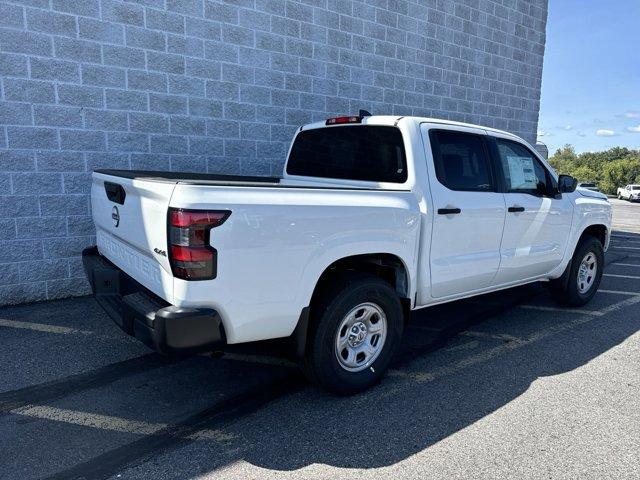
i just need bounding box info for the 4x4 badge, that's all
[154,248,166,257]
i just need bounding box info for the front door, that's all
[490,136,573,284]
[424,126,506,298]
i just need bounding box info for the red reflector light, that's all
[167,208,230,281]
[325,116,362,125]
[170,245,212,262]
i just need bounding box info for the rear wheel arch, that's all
[301,272,404,394]
[310,253,411,306]
[293,253,411,358]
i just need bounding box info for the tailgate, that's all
[91,171,176,301]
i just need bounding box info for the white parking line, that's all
[604,273,640,280]
[610,246,640,250]
[599,289,640,295]
[517,304,603,316]
[11,404,237,442]
[611,236,640,241]
[458,330,523,342]
[445,340,479,352]
[410,324,523,342]
[612,263,640,267]
[0,318,131,342]
[0,318,93,335]
[217,352,297,368]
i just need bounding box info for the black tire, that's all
[549,235,604,307]
[302,273,404,395]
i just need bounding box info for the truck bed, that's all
[94,169,407,191]
[94,169,282,186]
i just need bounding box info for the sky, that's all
[537,0,640,155]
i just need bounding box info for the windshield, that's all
[580,183,596,187]
[631,186,640,190]
[287,126,407,183]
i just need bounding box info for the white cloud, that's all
[627,125,640,133]
[577,131,587,137]
[596,129,615,137]
[564,124,572,130]
[624,111,640,119]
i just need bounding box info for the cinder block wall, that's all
[0,0,547,305]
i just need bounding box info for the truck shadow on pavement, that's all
[1,243,639,478]
[113,239,640,477]
[195,280,640,474]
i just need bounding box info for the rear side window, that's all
[286,126,407,183]
[429,130,493,191]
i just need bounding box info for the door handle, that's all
[437,207,461,215]
[508,206,525,213]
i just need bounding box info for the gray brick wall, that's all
[0,0,547,305]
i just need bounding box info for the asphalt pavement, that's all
[0,200,639,479]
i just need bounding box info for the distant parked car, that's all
[578,182,600,192]
[617,184,640,201]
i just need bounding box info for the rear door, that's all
[489,136,573,284]
[91,172,176,299]
[423,125,506,298]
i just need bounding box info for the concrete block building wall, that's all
[0,0,548,305]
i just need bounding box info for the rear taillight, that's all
[168,208,230,280]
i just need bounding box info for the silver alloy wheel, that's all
[577,252,598,294]
[334,302,387,372]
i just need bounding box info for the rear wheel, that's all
[302,273,403,395]
[549,236,604,307]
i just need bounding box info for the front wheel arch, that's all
[550,234,604,306]
[551,224,607,292]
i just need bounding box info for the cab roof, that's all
[301,115,524,142]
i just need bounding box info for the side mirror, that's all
[558,174,578,193]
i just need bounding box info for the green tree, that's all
[548,144,578,173]
[548,145,640,194]
[569,165,598,183]
[600,159,640,195]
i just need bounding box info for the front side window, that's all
[286,126,407,183]
[495,139,550,196]
[428,130,493,191]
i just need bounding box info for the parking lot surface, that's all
[1,201,639,479]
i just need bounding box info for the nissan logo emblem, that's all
[112,206,120,227]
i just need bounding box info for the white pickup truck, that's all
[617,184,640,201]
[83,114,612,394]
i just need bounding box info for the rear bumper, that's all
[82,246,225,355]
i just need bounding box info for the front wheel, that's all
[302,274,404,395]
[549,236,604,307]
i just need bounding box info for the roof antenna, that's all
[359,109,372,117]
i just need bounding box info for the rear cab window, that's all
[286,126,407,183]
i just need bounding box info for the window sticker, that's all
[507,156,537,189]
